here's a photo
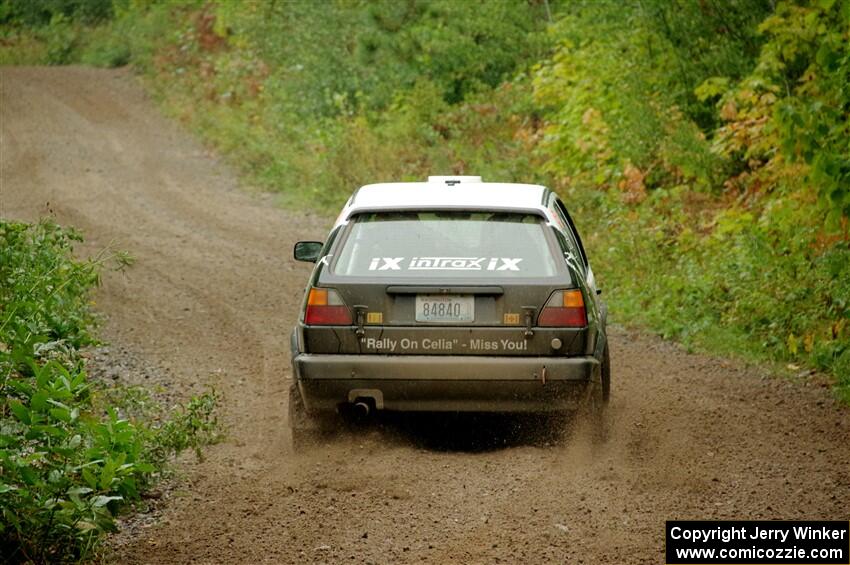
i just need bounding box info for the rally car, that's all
[290,176,609,445]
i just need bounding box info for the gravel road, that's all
[2,66,848,564]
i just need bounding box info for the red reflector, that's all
[538,307,587,327]
[305,305,352,325]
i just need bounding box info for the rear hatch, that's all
[303,211,589,356]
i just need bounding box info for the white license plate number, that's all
[415,295,474,323]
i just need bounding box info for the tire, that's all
[601,341,611,405]
[582,343,610,443]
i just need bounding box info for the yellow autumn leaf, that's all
[803,333,814,353]
[786,333,798,356]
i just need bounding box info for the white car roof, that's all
[337,176,552,225]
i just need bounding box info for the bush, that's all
[42,14,81,65]
[0,220,102,355]
[0,30,49,65]
[0,0,114,27]
[80,25,130,67]
[0,220,220,563]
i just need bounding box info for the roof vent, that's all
[428,175,482,186]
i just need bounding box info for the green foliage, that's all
[530,0,850,389]
[0,220,102,356]
[638,0,772,127]
[764,1,850,222]
[2,361,141,562]
[0,12,82,65]
[79,0,172,70]
[0,0,160,66]
[43,13,82,64]
[147,390,222,462]
[0,30,49,65]
[79,22,130,67]
[531,1,747,190]
[580,188,850,381]
[0,220,220,563]
[215,0,549,117]
[0,0,114,26]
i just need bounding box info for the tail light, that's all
[538,289,587,327]
[304,287,352,325]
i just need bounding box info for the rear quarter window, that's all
[331,211,560,279]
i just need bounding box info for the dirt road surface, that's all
[2,67,848,564]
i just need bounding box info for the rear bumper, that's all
[292,354,599,413]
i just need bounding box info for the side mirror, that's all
[293,241,324,262]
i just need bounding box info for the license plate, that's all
[415,295,474,323]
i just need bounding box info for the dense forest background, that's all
[2,0,849,396]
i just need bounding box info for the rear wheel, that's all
[601,341,611,405]
[583,343,610,442]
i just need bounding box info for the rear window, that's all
[332,211,559,279]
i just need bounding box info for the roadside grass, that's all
[0,219,222,564]
[571,182,850,404]
[0,32,48,65]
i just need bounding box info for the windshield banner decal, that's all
[368,257,523,272]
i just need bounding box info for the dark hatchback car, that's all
[290,176,609,445]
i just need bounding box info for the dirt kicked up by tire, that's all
[2,66,848,564]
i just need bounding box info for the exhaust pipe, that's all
[353,401,370,417]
